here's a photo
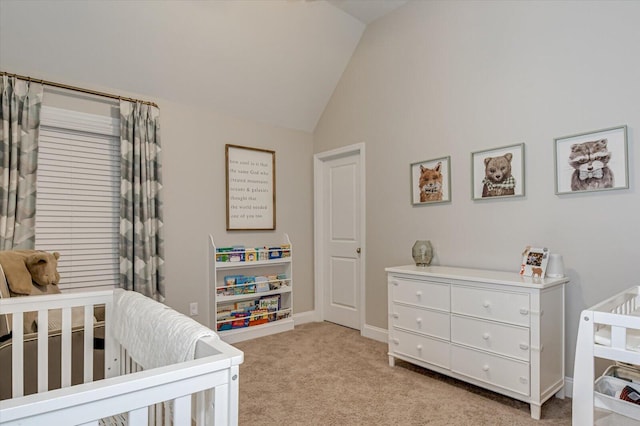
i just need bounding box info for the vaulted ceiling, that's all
[0,0,407,132]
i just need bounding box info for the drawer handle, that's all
[416,291,422,298]
[416,344,423,351]
[392,281,399,286]
[520,308,529,315]
[482,365,490,372]
[519,376,528,384]
[392,338,399,345]
[416,317,422,324]
[482,301,491,308]
[482,332,490,340]
[519,343,529,350]
[391,313,399,319]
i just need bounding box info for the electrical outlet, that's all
[189,302,198,316]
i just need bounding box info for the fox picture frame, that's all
[410,156,451,205]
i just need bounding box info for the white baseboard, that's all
[293,310,319,325]
[293,313,388,344]
[361,323,388,343]
[564,376,573,399]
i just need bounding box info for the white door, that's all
[314,144,365,330]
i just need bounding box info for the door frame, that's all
[313,143,366,331]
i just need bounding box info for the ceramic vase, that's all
[412,240,433,267]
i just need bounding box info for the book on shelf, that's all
[215,243,290,262]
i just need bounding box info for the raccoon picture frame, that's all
[471,143,525,201]
[554,125,629,195]
[410,156,451,205]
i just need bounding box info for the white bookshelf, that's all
[208,234,293,343]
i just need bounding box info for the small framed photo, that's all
[554,125,628,195]
[471,143,525,200]
[519,246,549,278]
[410,156,451,205]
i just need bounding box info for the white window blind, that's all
[36,106,120,291]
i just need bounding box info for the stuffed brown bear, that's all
[0,250,61,296]
[0,250,72,334]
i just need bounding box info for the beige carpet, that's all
[234,322,571,425]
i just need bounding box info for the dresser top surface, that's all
[385,265,569,289]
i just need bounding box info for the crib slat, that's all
[611,325,626,349]
[161,401,173,426]
[12,313,24,398]
[103,297,119,379]
[128,406,148,425]
[195,390,206,424]
[200,388,215,425]
[173,395,191,424]
[84,305,94,383]
[37,310,49,392]
[148,404,156,425]
[208,388,217,425]
[61,307,72,387]
[120,346,126,375]
[153,403,161,425]
[126,351,133,375]
[214,382,230,425]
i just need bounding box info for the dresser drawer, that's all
[391,304,450,340]
[389,329,450,369]
[451,286,530,326]
[451,315,529,361]
[451,345,530,396]
[389,276,449,311]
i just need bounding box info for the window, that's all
[36,106,120,291]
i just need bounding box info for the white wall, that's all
[314,0,640,377]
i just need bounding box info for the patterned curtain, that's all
[0,76,43,250]
[119,101,165,301]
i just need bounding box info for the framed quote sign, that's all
[225,144,276,230]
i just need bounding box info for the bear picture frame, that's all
[471,143,525,200]
[410,156,451,205]
[554,125,628,195]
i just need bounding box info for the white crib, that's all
[0,289,244,426]
[573,286,640,425]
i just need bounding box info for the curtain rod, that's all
[1,71,159,108]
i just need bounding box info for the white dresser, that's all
[386,265,569,420]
